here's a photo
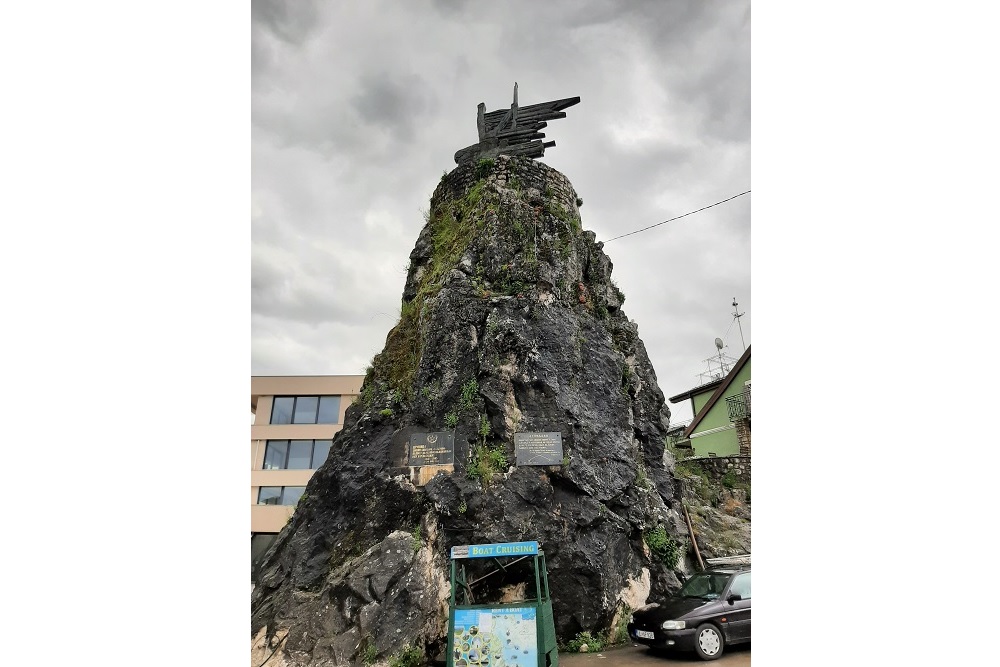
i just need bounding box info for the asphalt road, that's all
[558,642,750,667]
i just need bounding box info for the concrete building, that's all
[250,375,364,580]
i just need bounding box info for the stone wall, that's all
[735,418,751,456]
[680,455,750,485]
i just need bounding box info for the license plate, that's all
[636,630,655,639]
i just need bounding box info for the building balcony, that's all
[726,389,751,421]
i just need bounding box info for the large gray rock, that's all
[251,155,691,666]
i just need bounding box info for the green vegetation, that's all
[466,414,505,484]
[563,631,603,653]
[467,444,508,485]
[411,524,422,554]
[363,301,422,405]
[604,605,632,646]
[500,280,526,296]
[361,638,378,666]
[512,220,526,239]
[442,379,485,438]
[676,461,751,507]
[476,158,494,179]
[364,178,491,406]
[545,200,582,233]
[644,525,682,569]
[676,460,706,479]
[496,265,528,296]
[486,315,499,338]
[420,380,441,402]
[458,500,467,514]
[460,378,479,412]
[388,643,423,667]
[665,435,695,461]
[634,460,652,490]
[380,408,394,418]
[478,413,491,442]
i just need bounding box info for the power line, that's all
[603,190,751,243]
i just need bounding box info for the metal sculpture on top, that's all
[454,83,580,165]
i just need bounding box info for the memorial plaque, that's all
[514,432,563,466]
[409,432,455,466]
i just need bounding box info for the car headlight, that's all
[661,620,686,630]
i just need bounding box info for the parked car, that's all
[627,568,750,661]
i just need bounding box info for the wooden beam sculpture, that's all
[454,82,580,165]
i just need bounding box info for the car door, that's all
[720,572,751,643]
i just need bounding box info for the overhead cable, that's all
[603,190,751,243]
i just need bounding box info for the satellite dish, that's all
[715,338,724,351]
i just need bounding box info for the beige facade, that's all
[250,375,363,534]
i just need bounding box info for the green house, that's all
[668,346,751,458]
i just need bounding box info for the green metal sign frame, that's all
[447,541,558,667]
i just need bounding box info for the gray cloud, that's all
[251,0,321,44]
[251,0,750,422]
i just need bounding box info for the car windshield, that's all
[676,573,731,600]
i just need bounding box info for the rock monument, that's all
[251,92,692,667]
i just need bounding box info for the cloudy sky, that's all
[251,0,750,424]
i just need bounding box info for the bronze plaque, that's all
[409,432,455,466]
[514,432,563,465]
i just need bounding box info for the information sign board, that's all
[451,607,537,667]
[450,541,539,559]
[514,432,563,465]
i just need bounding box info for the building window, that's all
[262,440,333,469]
[257,486,282,505]
[270,396,342,424]
[257,486,306,505]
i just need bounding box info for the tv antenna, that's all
[698,338,736,384]
[732,298,746,352]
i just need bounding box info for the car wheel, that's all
[693,624,724,661]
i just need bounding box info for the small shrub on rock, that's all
[644,525,682,569]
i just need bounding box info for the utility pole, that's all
[732,298,746,352]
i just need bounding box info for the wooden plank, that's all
[682,502,706,571]
[456,88,579,164]
[496,127,546,141]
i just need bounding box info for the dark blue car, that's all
[626,568,750,661]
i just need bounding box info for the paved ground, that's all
[558,642,750,667]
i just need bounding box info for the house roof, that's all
[683,345,751,439]
[668,378,724,404]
